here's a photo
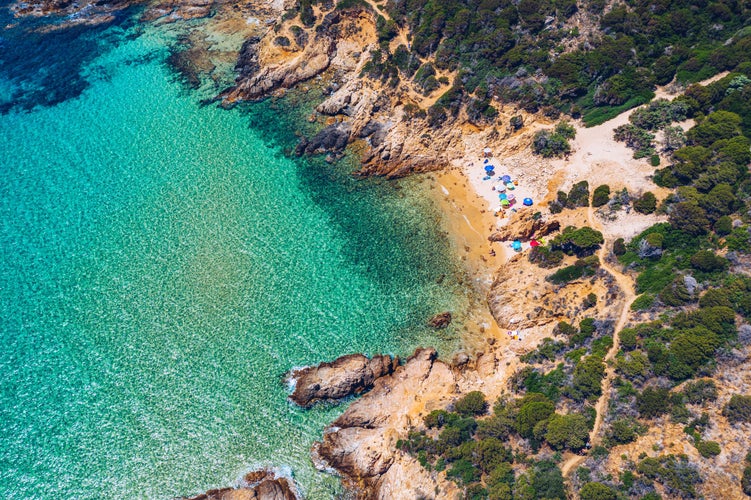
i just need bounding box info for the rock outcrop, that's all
[311,348,476,499]
[288,353,397,408]
[489,212,560,242]
[183,469,299,500]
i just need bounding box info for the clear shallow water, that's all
[0,10,468,499]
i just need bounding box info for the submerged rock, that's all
[295,122,352,156]
[182,469,299,500]
[427,311,452,329]
[287,353,397,408]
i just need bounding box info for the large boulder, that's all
[287,353,397,408]
[182,469,299,500]
[489,213,559,242]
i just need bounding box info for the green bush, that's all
[714,215,733,236]
[743,450,751,495]
[567,181,591,208]
[637,387,671,418]
[528,246,565,268]
[698,288,732,308]
[682,379,718,404]
[531,460,565,499]
[579,482,618,500]
[613,238,626,256]
[636,455,701,497]
[551,226,604,256]
[447,458,480,484]
[690,250,729,272]
[454,391,488,417]
[631,293,656,311]
[570,355,605,401]
[650,154,661,166]
[545,413,590,451]
[633,192,657,214]
[547,256,600,284]
[723,395,751,423]
[696,440,721,458]
[533,129,571,157]
[592,184,611,207]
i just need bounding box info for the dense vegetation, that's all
[277,0,751,496]
[286,0,751,128]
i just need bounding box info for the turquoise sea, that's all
[0,6,469,499]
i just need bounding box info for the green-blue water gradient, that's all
[0,17,469,499]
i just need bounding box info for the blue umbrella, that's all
[485,165,495,172]
[501,175,512,183]
[499,193,508,200]
[523,198,533,206]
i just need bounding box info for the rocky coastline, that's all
[15,0,751,498]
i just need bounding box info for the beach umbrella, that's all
[500,199,510,207]
[530,239,540,247]
[507,193,516,202]
[501,175,512,183]
[484,165,494,172]
[512,240,522,252]
[496,184,506,192]
[523,197,533,206]
[483,158,489,164]
[499,193,507,200]
[506,182,515,190]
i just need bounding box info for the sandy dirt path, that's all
[560,204,637,480]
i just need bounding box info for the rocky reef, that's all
[287,353,397,408]
[182,469,299,500]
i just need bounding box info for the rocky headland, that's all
[287,353,397,408]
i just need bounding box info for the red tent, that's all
[530,239,541,247]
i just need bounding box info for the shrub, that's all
[592,184,611,207]
[424,409,449,428]
[550,227,604,256]
[567,181,591,208]
[631,293,656,311]
[743,450,751,496]
[528,246,565,268]
[605,418,644,446]
[669,202,710,235]
[547,256,600,284]
[454,391,488,417]
[545,413,590,451]
[637,455,701,497]
[633,192,657,214]
[583,292,597,309]
[637,387,671,418]
[555,121,576,139]
[699,288,732,308]
[723,395,751,423]
[690,250,729,272]
[682,379,718,404]
[613,238,626,256]
[533,129,571,157]
[531,460,565,499]
[447,458,480,484]
[579,482,618,500]
[650,154,661,166]
[515,399,555,438]
[696,440,721,458]
[714,215,733,236]
[570,355,605,401]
